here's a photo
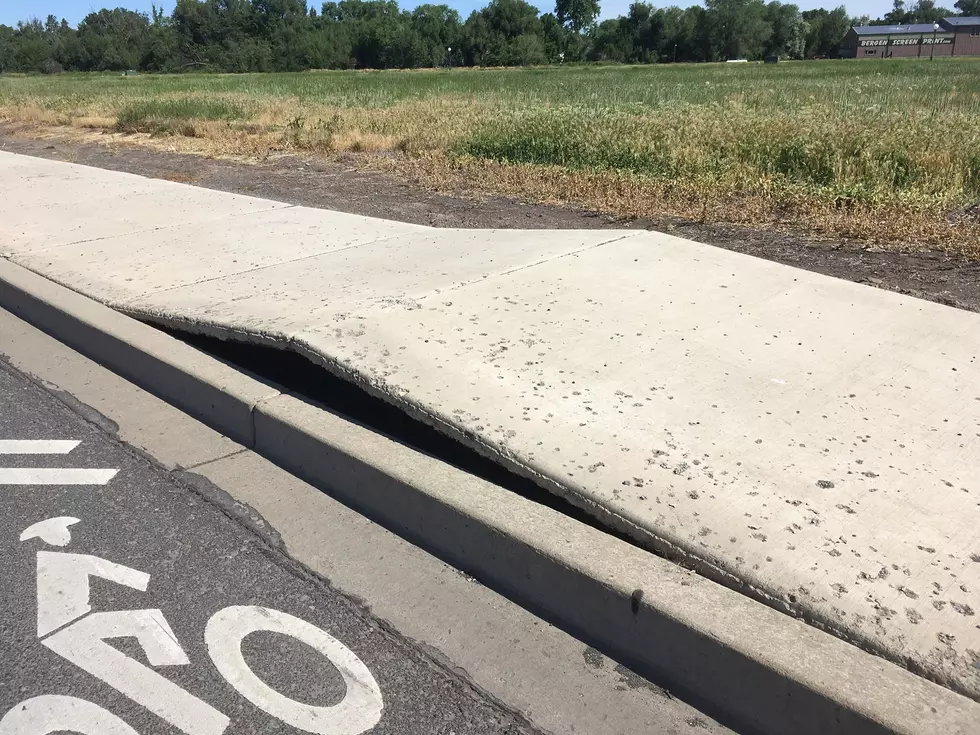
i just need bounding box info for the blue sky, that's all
[0,0,894,28]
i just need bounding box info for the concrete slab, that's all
[0,151,290,254]
[293,232,980,700]
[123,229,639,334]
[3,152,979,702]
[13,206,422,302]
[5,265,979,735]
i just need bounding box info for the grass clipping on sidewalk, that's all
[2,60,979,257]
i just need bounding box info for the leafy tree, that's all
[908,0,954,22]
[663,6,711,61]
[410,5,462,66]
[627,2,665,60]
[589,2,665,62]
[763,2,806,58]
[555,0,600,32]
[539,12,567,61]
[507,32,547,63]
[802,5,850,57]
[883,0,913,23]
[75,8,151,70]
[0,25,15,72]
[1,0,957,74]
[462,0,542,65]
[590,18,634,60]
[705,0,772,59]
[6,19,56,72]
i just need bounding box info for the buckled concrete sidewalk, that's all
[2,150,979,718]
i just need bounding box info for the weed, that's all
[115,97,249,134]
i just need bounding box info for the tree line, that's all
[1,0,978,74]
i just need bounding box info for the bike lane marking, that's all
[0,438,118,485]
[0,468,118,485]
[0,695,140,735]
[0,441,80,454]
[17,507,383,735]
[43,608,230,735]
[35,551,150,636]
[1,365,528,735]
[206,606,383,735]
[0,426,385,734]
[0,420,385,735]
[19,517,79,547]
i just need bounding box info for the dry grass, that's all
[375,153,980,258]
[2,62,979,257]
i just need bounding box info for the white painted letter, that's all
[0,695,139,734]
[43,610,229,735]
[206,606,383,735]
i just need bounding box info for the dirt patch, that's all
[3,127,978,313]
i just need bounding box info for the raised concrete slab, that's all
[292,234,980,697]
[0,306,734,735]
[2,151,979,702]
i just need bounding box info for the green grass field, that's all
[2,60,979,255]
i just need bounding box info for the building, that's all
[839,16,980,58]
[940,16,980,56]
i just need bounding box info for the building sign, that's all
[859,35,953,46]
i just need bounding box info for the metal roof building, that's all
[852,23,941,34]
[940,15,980,26]
[840,16,980,58]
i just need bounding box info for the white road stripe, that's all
[0,469,117,485]
[0,440,80,454]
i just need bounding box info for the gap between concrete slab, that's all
[144,227,415,298]
[0,304,734,735]
[182,447,250,471]
[130,305,921,700]
[159,325,646,547]
[145,306,980,715]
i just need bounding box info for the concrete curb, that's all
[3,259,978,735]
[0,260,279,446]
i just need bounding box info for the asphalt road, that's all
[0,363,534,735]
